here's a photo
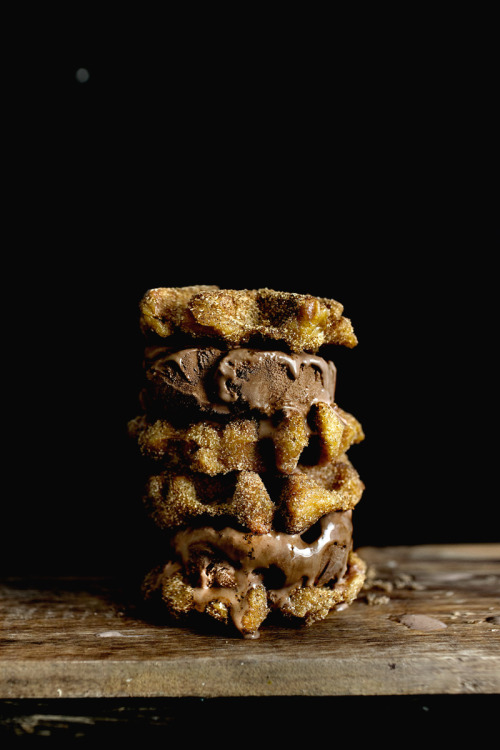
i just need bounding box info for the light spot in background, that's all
[75,67,90,83]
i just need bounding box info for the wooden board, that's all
[1,544,499,700]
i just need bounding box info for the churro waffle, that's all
[128,404,363,476]
[129,285,366,638]
[142,453,364,535]
[139,286,357,352]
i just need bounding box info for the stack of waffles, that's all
[128,286,366,638]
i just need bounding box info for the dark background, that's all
[2,31,498,578]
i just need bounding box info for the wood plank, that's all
[1,544,499,699]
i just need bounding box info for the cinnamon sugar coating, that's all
[277,455,365,534]
[275,551,367,626]
[143,453,364,535]
[127,403,364,476]
[144,469,275,535]
[139,286,357,353]
[133,284,366,638]
[142,550,366,638]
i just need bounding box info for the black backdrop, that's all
[2,40,498,578]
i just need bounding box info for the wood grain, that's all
[1,544,499,699]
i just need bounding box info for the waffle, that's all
[127,404,364,476]
[130,286,366,638]
[139,286,357,352]
[142,548,367,639]
[142,453,364,535]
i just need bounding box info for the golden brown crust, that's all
[139,286,357,352]
[128,403,364,477]
[276,454,365,534]
[275,551,367,626]
[139,285,219,339]
[128,414,266,475]
[142,551,366,637]
[135,285,366,639]
[144,469,276,535]
[143,454,363,536]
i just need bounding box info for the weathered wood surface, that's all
[1,544,499,699]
